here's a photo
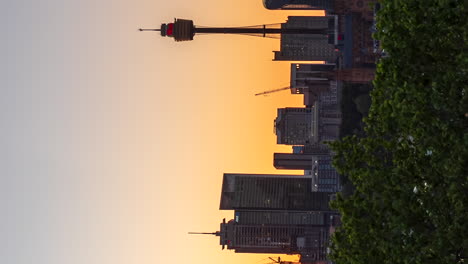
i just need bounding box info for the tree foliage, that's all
[329,0,468,263]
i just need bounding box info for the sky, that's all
[2,1,322,264]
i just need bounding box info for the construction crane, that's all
[263,256,301,264]
[255,86,292,96]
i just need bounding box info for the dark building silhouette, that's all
[263,0,334,11]
[262,0,377,22]
[275,107,317,145]
[334,0,377,21]
[215,218,329,260]
[211,173,338,261]
[290,63,337,106]
[274,153,318,170]
[220,173,334,211]
[234,210,328,225]
[274,106,340,145]
[274,153,313,170]
[263,0,334,10]
[273,153,341,192]
[273,16,339,62]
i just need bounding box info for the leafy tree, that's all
[329,0,468,263]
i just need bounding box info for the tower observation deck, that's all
[139,18,329,42]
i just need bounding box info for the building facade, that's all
[263,0,334,10]
[310,155,341,192]
[274,16,338,62]
[216,218,329,260]
[220,173,334,211]
[275,107,317,145]
[275,105,340,145]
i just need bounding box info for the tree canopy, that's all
[329,0,468,263]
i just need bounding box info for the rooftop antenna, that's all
[188,232,217,234]
[188,231,221,236]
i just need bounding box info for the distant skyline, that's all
[2,1,323,264]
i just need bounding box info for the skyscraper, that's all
[220,173,334,211]
[310,155,341,192]
[274,153,317,170]
[273,16,338,62]
[262,0,335,10]
[215,218,330,260]
[275,107,318,145]
[275,105,341,145]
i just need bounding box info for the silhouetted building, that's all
[301,143,332,155]
[275,107,317,145]
[334,0,377,21]
[275,106,340,145]
[273,152,341,192]
[274,16,338,62]
[219,173,334,211]
[262,0,377,22]
[234,210,328,225]
[290,63,337,106]
[216,218,329,259]
[273,153,322,170]
[263,0,334,10]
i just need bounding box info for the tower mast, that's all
[139,18,328,41]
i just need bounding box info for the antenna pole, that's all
[139,28,161,31]
[188,232,218,235]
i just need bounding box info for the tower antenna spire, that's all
[141,18,328,42]
[188,232,220,235]
[139,28,161,31]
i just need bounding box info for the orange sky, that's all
[136,5,324,264]
[4,0,324,263]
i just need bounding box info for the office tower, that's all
[274,153,322,170]
[275,105,341,145]
[291,63,335,92]
[310,156,341,192]
[273,153,341,192]
[273,16,338,62]
[275,107,318,145]
[263,0,334,10]
[213,218,329,260]
[219,173,334,211]
[234,210,328,225]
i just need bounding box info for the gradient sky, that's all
[2,1,322,263]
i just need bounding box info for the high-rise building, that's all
[220,173,334,211]
[310,156,341,192]
[275,107,318,145]
[234,210,328,225]
[215,218,329,259]
[291,63,336,90]
[334,0,377,21]
[262,0,377,22]
[274,16,338,62]
[273,153,319,170]
[273,153,341,192]
[202,174,339,261]
[290,63,336,106]
[262,0,334,11]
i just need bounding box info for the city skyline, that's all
[3,0,324,264]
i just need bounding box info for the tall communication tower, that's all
[139,18,329,41]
